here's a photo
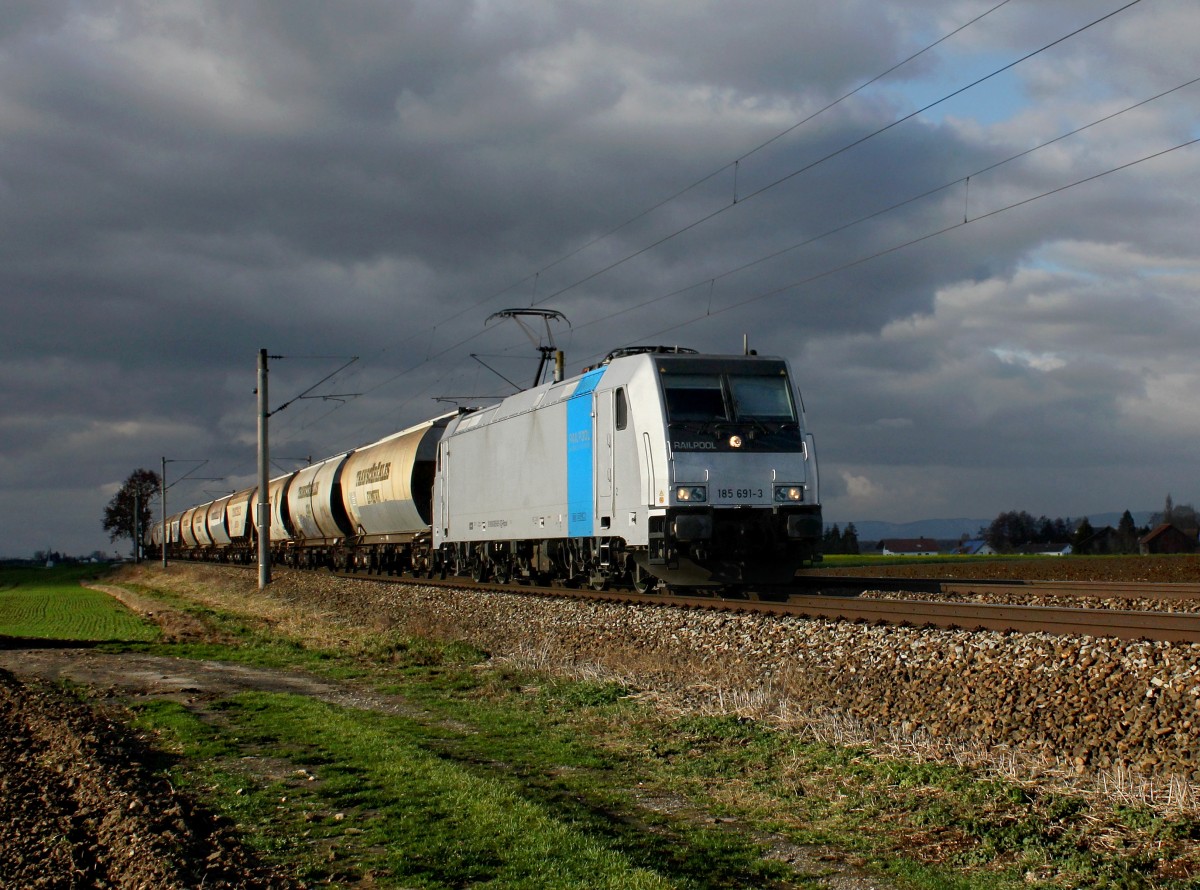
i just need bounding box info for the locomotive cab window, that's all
[729,374,796,422]
[615,387,628,430]
[663,373,728,422]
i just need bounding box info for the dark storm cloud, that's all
[1,0,1197,555]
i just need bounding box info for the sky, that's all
[2,0,1198,557]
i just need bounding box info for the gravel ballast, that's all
[214,563,1200,784]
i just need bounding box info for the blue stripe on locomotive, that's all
[566,367,606,537]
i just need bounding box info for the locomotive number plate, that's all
[715,488,765,501]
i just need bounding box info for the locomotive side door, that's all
[594,389,615,524]
[433,439,448,547]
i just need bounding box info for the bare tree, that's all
[102,468,161,556]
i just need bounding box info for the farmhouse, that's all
[953,539,995,556]
[1139,523,1198,555]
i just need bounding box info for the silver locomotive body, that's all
[434,348,821,588]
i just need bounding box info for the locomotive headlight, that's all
[774,485,804,502]
[728,435,743,449]
[675,485,707,503]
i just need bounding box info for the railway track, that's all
[319,567,1200,643]
[767,594,1200,642]
[799,574,1200,601]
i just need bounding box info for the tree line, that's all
[822,523,861,555]
[982,510,1135,554]
[983,495,1197,555]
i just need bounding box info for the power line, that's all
[279,127,1198,473]
[196,128,1198,510]
[570,73,1200,340]
[622,136,1200,350]
[530,0,1146,308]
[207,0,1162,486]
[476,0,1020,308]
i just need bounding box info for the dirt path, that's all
[0,624,442,890]
[0,643,895,890]
[0,644,422,717]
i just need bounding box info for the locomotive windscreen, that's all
[659,359,805,452]
[661,367,797,424]
[663,374,727,421]
[728,375,794,421]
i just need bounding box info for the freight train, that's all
[147,346,822,590]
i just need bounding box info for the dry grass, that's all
[117,564,378,653]
[498,641,1200,820]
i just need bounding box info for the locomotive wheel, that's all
[589,571,609,591]
[631,565,656,594]
[493,559,511,584]
[471,557,489,583]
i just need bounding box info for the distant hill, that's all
[833,512,1157,544]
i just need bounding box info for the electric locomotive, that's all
[433,346,821,589]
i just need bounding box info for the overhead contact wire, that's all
[245,0,1149,477]
[533,0,1145,308]
[571,74,1200,339]
[634,137,1200,348]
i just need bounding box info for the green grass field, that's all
[0,565,159,642]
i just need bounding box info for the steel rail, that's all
[766,595,1200,642]
[798,575,1200,600]
[940,580,1200,600]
